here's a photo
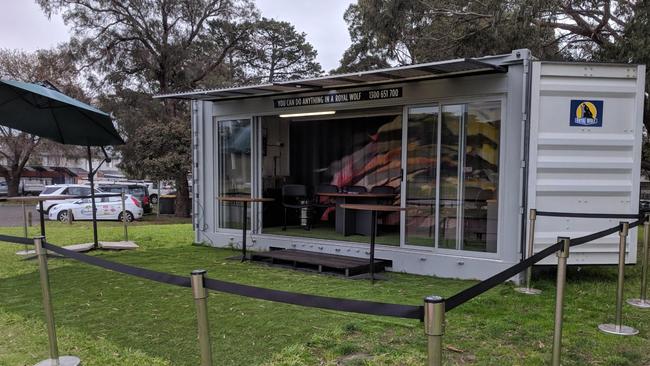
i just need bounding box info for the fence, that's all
[0,211,648,366]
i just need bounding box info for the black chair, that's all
[344,185,367,193]
[370,185,395,195]
[312,184,338,227]
[281,184,312,231]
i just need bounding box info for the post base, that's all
[514,287,542,295]
[626,298,650,309]
[597,323,639,336]
[34,355,81,366]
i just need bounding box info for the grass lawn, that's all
[0,221,648,365]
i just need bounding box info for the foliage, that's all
[241,18,323,82]
[0,222,649,365]
[37,0,323,215]
[0,47,86,195]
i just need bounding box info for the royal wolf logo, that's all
[570,100,603,127]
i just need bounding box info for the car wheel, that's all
[150,194,158,204]
[57,210,72,223]
[118,211,134,222]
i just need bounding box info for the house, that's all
[155,49,645,280]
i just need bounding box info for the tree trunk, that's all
[6,175,20,196]
[174,175,190,217]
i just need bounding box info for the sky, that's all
[0,0,354,72]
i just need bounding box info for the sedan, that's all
[48,194,144,222]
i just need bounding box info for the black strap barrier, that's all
[42,242,192,288]
[0,234,34,245]
[203,277,423,320]
[535,211,643,219]
[41,242,423,320]
[29,216,644,320]
[445,217,644,312]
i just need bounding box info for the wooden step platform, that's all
[250,249,387,277]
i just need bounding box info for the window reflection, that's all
[217,119,251,229]
[406,106,439,247]
[462,102,500,252]
[438,105,463,249]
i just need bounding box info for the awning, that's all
[154,58,507,102]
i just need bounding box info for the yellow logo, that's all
[575,102,597,120]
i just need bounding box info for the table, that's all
[317,193,395,236]
[340,204,406,282]
[217,196,274,261]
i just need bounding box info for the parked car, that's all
[37,184,102,214]
[48,193,143,222]
[0,181,7,196]
[146,181,175,204]
[92,182,152,213]
[20,181,45,195]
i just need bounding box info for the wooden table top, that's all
[317,192,395,198]
[217,196,274,203]
[340,204,406,212]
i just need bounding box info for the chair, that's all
[312,184,338,227]
[370,185,395,195]
[344,185,367,193]
[281,184,312,231]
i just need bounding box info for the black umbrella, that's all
[0,79,125,248]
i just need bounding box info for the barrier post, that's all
[627,214,650,308]
[28,211,33,227]
[121,192,128,242]
[424,295,445,366]
[551,237,570,366]
[515,209,542,295]
[33,237,80,366]
[22,200,28,237]
[67,209,73,225]
[191,270,213,366]
[598,222,639,335]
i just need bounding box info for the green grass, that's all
[0,222,648,365]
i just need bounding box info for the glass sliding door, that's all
[217,118,251,229]
[403,100,501,253]
[438,105,464,249]
[461,101,500,252]
[405,105,439,247]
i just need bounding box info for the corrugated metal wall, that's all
[528,62,646,264]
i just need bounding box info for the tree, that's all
[38,0,258,216]
[0,47,85,196]
[335,0,562,69]
[241,18,322,82]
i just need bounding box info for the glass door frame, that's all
[214,115,255,233]
[400,96,506,259]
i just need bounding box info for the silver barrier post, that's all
[424,295,445,366]
[515,209,542,295]
[121,192,128,242]
[551,237,570,366]
[598,222,639,335]
[628,214,650,308]
[191,270,213,366]
[33,237,80,366]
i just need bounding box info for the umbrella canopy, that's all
[0,79,124,146]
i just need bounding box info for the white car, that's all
[37,184,102,214]
[48,194,144,222]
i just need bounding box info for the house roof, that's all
[154,57,508,102]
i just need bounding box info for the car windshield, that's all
[41,187,59,195]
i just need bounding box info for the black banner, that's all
[274,87,402,108]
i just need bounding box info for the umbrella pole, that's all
[87,146,99,249]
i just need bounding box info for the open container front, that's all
[164,49,644,280]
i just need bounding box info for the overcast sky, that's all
[0,0,354,72]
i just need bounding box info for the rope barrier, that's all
[0,234,34,245]
[10,213,640,321]
[445,217,644,312]
[41,242,423,320]
[535,211,643,219]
